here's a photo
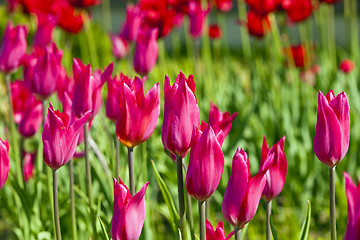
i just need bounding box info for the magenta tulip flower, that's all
[206,219,234,240]
[222,147,274,228]
[186,121,224,201]
[111,177,149,240]
[133,27,158,76]
[110,34,129,60]
[188,1,209,38]
[72,58,114,119]
[314,89,350,167]
[162,72,199,157]
[34,12,57,47]
[344,172,360,240]
[0,139,10,189]
[0,22,27,73]
[23,151,36,182]
[42,103,91,170]
[260,136,287,201]
[116,76,160,148]
[23,43,63,99]
[208,102,238,138]
[18,103,43,138]
[120,5,141,42]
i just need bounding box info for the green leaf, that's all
[151,160,180,231]
[98,215,110,240]
[241,224,249,239]
[270,218,278,240]
[299,200,311,240]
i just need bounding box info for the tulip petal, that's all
[344,172,360,240]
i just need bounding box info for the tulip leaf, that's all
[270,218,278,240]
[98,215,110,240]
[151,160,180,231]
[299,201,311,240]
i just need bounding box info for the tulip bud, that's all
[188,1,209,38]
[120,5,141,42]
[208,102,238,138]
[23,151,36,182]
[18,103,43,138]
[23,43,63,99]
[314,90,350,167]
[110,34,129,60]
[260,136,287,201]
[34,12,57,47]
[343,172,360,240]
[133,27,158,76]
[222,148,274,228]
[339,59,355,74]
[246,11,271,38]
[162,72,199,157]
[111,177,149,240]
[186,122,224,201]
[208,25,222,39]
[206,219,234,240]
[0,22,27,73]
[72,58,114,119]
[42,103,91,170]
[0,139,10,189]
[116,76,160,148]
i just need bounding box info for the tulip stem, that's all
[84,123,97,238]
[198,201,206,240]
[266,201,272,240]
[176,155,187,240]
[5,73,23,187]
[115,137,120,177]
[182,160,195,240]
[53,169,62,240]
[69,159,78,240]
[234,227,241,240]
[329,166,337,240]
[127,147,135,195]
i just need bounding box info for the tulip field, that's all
[1,0,360,239]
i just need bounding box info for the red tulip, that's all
[245,0,278,16]
[208,24,222,39]
[0,139,10,189]
[110,34,129,60]
[120,5,142,42]
[50,0,84,33]
[42,103,91,170]
[23,43,63,99]
[343,172,360,240]
[260,136,287,201]
[23,151,36,182]
[206,219,234,240]
[188,1,209,38]
[208,102,238,138]
[34,12,57,47]
[162,72,199,157]
[339,59,355,74]
[186,121,224,201]
[314,90,350,167]
[133,27,158,76]
[214,0,233,12]
[287,45,307,68]
[243,11,271,38]
[222,148,273,228]
[0,22,28,73]
[68,0,100,8]
[111,177,149,240]
[72,58,114,119]
[282,0,312,23]
[116,76,160,148]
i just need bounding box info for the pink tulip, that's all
[162,72,199,157]
[110,34,129,60]
[186,121,224,201]
[206,219,234,240]
[222,147,274,228]
[116,76,160,148]
[339,59,355,74]
[314,90,350,167]
[344,172,360,240]
[34,12,57,47]
[188,1,209,38]
[133,27,158,76]
[111,177,149,240]
[120,5,142,42]
[0,22,27,73]
[208,102,238,138]
[72,58,114,119]
[42,103,91,170]
[0,139,10,189]
[23,43,63,99]
[56,66,75,103]
[18,102,43,138]
[260,136,287,201]
[23,151,36,182]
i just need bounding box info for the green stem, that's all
[5,73,23,187]
[127,147,135,195]
[115,137,120,177]
[84,13,99,67]
[234,227,241,240]
[102,0,112,31]
[198,201,206,240]
[329,166,337,240]
[266,201,272,240]
[84,123,97,238]
[53,169,62,240]
[237,0,252,59]
[70,159,78,240]
[182,160,195,240]
[176,155,187,240]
